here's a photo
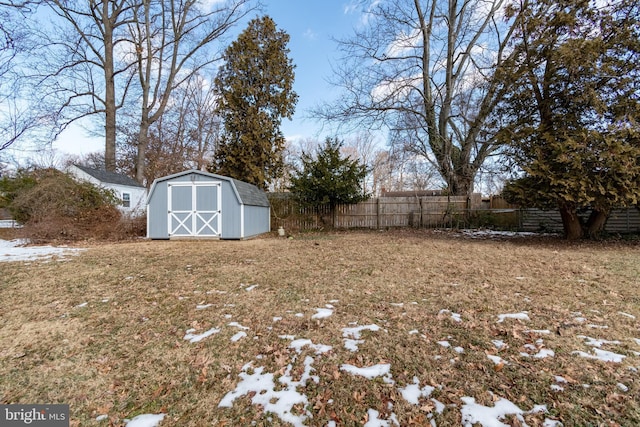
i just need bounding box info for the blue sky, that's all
[51,0,364,157]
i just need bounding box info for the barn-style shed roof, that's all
[147,170,270,207]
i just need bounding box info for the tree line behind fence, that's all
[269,194,640,234]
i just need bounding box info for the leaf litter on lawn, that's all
[0,230,639,426]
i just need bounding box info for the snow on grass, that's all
[230,331,247,342]
[228,321,249,330]
[460,396,525,427]
[289,338,332,355]
[572,348,626,363]
[0,239,85,263]
[244,284,259,291]
[340,363,394,384]
[497,312,530,323]
[342,324,381,352]
[487,354,509,366]
[311,308,333,320]
[218,361,315,427]
[587,324,608,329]
[618,312,635,319]
[124,413,166,427]
[492,340,506,350]
[195,304,213,310]
[525,329,551,335]
[439,309,462,322]
[437,340,451,348]
[364,408,399,427]
[577,335,621,347]
[183,327,220,343]
[398,376,435,405]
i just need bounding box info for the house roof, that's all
[73,164,144,188]
[148,170,270,207]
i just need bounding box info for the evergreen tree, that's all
[209,16,297,189]
[498,0,640,239]
[289,137,369,226]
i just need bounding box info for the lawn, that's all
[1,230,639,426]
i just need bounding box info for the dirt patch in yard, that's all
[1,229,639,426]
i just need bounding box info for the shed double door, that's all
[168,182,221,237]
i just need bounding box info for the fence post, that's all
[419,197,423,228]
[376,198,380,229]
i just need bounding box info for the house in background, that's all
[67,164,147,215]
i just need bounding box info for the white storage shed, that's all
[146,170,270,240]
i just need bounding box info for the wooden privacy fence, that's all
[269,194,489,231]
[269,194,640,234]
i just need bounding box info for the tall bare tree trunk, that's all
[103,8,117,172]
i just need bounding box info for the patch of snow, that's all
[342,324,381,352]
[533,349,555,359]
[398,377,434,405]
[311,308,333,320]
[125,414,166,427]
[577,335,621,348]
[196,304,213,310]
[634,338,640,346]
[525,329,551,335]
[231,331,247,342]
[218,360,316,427]
[96,414,108,421]
[439,309,462,322]
[487,354,509,365]
[390,303,404,307]
[460,396,525,427]
[279,335,296,340]
[587,324,608,329]
[408,329,419,335]
[273,316,282,322]
[340,363,394,384]
[554,376,567,383]
[0,239,86,263]
[454,346,465,354]
[245,284,259,291]
[497,312,530,323]
[618,312,635,319]
[492,340,506,350]
[364,408,399,427]
[75,302,88,308]
[431,398,446,414]
[550,384,564,392]
[574,317,586,323]
[573,348,626,363]
[295,313,304,318]
[289,339,332,355]
[184,327,220,343]
[617,383,629,392]
[228,322,249,330]
[437,341,451,348]
[543,419,563,427]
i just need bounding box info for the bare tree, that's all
[316,0,522,196]
[127,0,254,184]
[116,71,220,185]
[0,1,54,153]
[26,0,138,171]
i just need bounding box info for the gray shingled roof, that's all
[74,164,144,188]
[231,178,270,207]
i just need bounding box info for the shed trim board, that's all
[168,181,221,238]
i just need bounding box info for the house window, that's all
[122,192,131,208]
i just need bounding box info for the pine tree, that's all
[498,0,640,239]
[209,16,297,189]
[289,137,369,226]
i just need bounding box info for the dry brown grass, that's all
[1,230,639,426]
